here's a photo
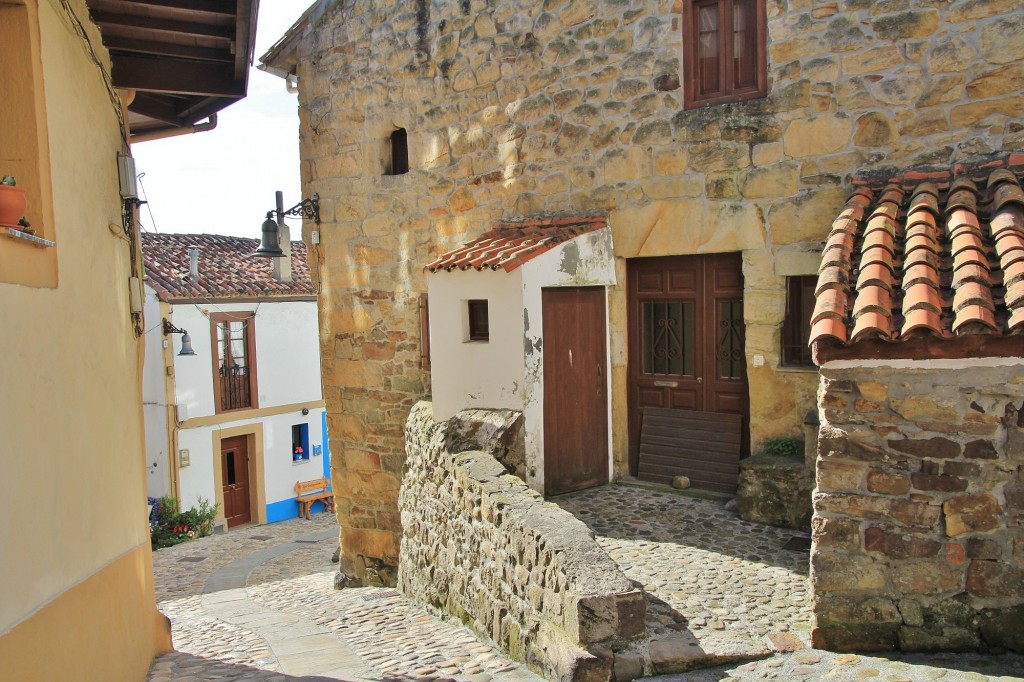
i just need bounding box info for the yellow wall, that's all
[0,0,170,675]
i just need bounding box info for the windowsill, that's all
[464,339,489,344]
[1,226,53,247]
[292,458,311,465]
[776,365,818,374]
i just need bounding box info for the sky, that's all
[131,1,309,238]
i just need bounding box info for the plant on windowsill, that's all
[0,175,30,231]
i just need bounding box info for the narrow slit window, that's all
[467,299,489,342]
[389,128,409,175]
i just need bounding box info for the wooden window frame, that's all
[781,276,817,368]
[682,0,768,110]
[419,293,431,370]
[0,0,58,287]
[467,299,489,342]
[210,312,259,414]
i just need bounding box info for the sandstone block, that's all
[967,560,1024,598]
[812,552,886,592]
[783,117,851,158]
[872,10,939,40]
[866,469,911,496]
[842,46,903,77]
[890,437,960,460]
[911,473,968,493]
[979,15,1024,65]
[740,162,800,199]
[812,516,862,551]
[816,492,940,528]
[944,494,1002,537]
[863,526,941,560]
[898,625,979,652]
[818,460,867,492]
[891,560,962,595]
[853,112,897,147]
[964,440,998,459]
[980,606,1024,653]
[951,96,1024,129]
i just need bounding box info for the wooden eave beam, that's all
[127,92,188,126]
[89,10,234,41]
[112,54,244,97]
[232,0,257,83]
[104,35,232,63]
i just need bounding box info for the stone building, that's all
[260,0,1024,585]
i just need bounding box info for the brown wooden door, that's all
[543,287,609,496]
[221,436,251,528]
[627,254,748,476]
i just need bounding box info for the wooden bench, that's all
[295,477,335,520]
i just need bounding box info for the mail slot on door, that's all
[653,380,679,388]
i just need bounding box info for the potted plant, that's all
[0,175,29,228]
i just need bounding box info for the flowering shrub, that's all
[151,496,218,550]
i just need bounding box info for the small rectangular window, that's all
[683,0,767,109]
[782,276,817,368]
[468,299,489,342]
[292,423,310,461]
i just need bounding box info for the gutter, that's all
[131,114,218,145]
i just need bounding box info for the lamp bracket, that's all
[163,318,188,336]
[272,193,320,225]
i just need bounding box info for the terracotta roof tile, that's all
[810,160,1024,354]
[142,232,313,300]
[425,215,607,273]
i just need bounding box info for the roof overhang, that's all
[258,0,331,79]
[85,0,260,140]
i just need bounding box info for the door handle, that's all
[597,363,602,379]
[697,377,703,384]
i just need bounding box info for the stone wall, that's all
[277,0,1024,581]
[400,402,646,681]
[811,359,1024,653]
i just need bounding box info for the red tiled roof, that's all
[810,159,1024,359]
[142,232,314,300]
[425,215,607,273]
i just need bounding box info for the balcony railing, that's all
[220,366,251,411]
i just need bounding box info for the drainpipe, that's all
[131,114,218,144]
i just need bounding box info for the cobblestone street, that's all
[147,485,1024,681]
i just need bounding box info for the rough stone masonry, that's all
[265,0,1024,584]
[812,359,1024,654]
[400,403,646,682]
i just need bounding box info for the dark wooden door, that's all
[627,254,748,479]
[221,436,251,528]
[543,287,609,496]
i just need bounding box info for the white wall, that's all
[141,285,171,498]
[425,228,617,492]
[520,227,617,492]
[167,299,322,418]
[427,268,526,421]
[176,407,326,511]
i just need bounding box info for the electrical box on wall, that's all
[117,153,138,199]
[128,276,143,313]
[178,449,190,467]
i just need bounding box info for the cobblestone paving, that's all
[558,484,1023,682]
[148,512,541,682]
[148,486,1024,682]
[153,512,339,601]
[558,484,812,653]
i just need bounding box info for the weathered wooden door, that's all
[627,254,748,485]
[221,436,251,528]
[543,287,609,496]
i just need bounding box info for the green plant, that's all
[1,175,15,186]
[761,436,803,459]
[150,495,219,550]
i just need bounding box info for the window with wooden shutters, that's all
[211,313,258,412]
[683,0,767,109]
[781,276,817,368]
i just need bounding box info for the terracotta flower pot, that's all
[0,185,28,226]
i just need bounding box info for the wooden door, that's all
[543,287,609,496]
[221,436,251,528]
[627,254,748,478]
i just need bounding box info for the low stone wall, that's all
[399,402,646,682]
[812,360,1024,653]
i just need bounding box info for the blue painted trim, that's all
[266,496,329,524]
[321,410,331,479]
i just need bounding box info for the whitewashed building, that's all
[142,233,328,528]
